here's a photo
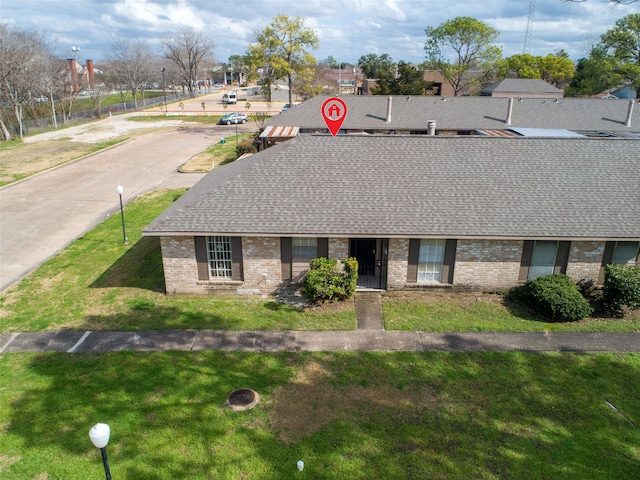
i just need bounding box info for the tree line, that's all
[1,9,639,141]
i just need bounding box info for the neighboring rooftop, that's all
[144,135,640,240]
[266,95,640,134]
[481,79,564,98]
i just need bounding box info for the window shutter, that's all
[194,236,209,281]
[518,240,534,283]
[554,241,571,274]
[281,237,292,281]
[598,241,616,284]
[406,239,420,283]
[231,237,243,281]
[442,239,457,284]
[317,238,329,258]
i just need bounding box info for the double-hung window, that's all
[417,239,446,283]
[519,240,570,283]
[292,237,317,259]
[207,236,233,279]
[612,241,640,265]
[528,240,559,280]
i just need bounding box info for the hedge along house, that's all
[142,135,640,295]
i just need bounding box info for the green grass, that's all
[0,189,355,332]
[1,351,638,479]
[382,296,640,332]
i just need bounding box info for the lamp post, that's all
[116,185,128,244]
[89,423,112,480]
[161,67,167,114]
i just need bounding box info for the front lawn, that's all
[1,351,638,479]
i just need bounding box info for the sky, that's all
[1,0,639,65]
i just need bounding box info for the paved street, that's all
[0,90,286,292]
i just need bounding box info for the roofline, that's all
[143,231,640,242]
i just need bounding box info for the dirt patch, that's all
[269,358,439,444]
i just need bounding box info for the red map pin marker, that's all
[321,97,347,136]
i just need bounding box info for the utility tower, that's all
[523,0,536,54]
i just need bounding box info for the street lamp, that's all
[89,423,112,480]
[115,185,128,244]
[161,67,167,114]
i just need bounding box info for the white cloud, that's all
[1,0,639,63]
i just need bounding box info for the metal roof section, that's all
[259,125,299,139]
[508,127,585,137]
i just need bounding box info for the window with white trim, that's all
[529,240,558,280]
[206,236,232,278]
[292,237,317,259]
[612,241,640,265]
[417,239,445,283]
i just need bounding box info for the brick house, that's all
[143,135,640,295]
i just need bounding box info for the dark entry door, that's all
[350,238,388,289]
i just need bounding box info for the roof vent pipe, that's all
[427,121,436,136]
[506,97,514,125]
[386,96,392,123]
[625,99,634,127]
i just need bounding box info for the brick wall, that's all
[160,236,197,294]
[387,238,410,289]
[241,237,281,292]
[454,240,523,289]
[329,238,349,258]
[160,236,609,295]
[566,241,605,282]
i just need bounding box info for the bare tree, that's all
[163,28,214,97]
[0,25,51,140]
[105,38,155,108]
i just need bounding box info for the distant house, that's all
[481,79,564,98]
[143,135,640,295]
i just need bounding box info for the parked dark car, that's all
[217,113,248,125]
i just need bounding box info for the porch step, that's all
[354,291,384,330]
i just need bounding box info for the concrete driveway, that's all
[0,125,219,292]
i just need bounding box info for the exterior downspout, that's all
[428,121,436,135]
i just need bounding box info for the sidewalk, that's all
[2,330,639,353]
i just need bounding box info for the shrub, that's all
[507,274,593,322]
[603,264,640,314]
[236,136,257,157]
[303,257,358,303]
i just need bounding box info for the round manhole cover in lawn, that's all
[226,388,260,411]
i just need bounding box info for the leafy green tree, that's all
[499,53,574,87]
[565,45,623,96]
[357,53,396,79]
[372,61,433,95]
[246,14,318,106]
[600,13,640,97]
[424,16,502,95]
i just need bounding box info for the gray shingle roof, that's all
[144,135,640,240]
[266,95,640,133]
[482,79,564,95]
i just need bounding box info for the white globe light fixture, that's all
[89,423,112,479]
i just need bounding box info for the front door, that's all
[349,238,388,289]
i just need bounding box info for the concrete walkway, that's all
[1,330,639,353]
[355,291,384,330]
